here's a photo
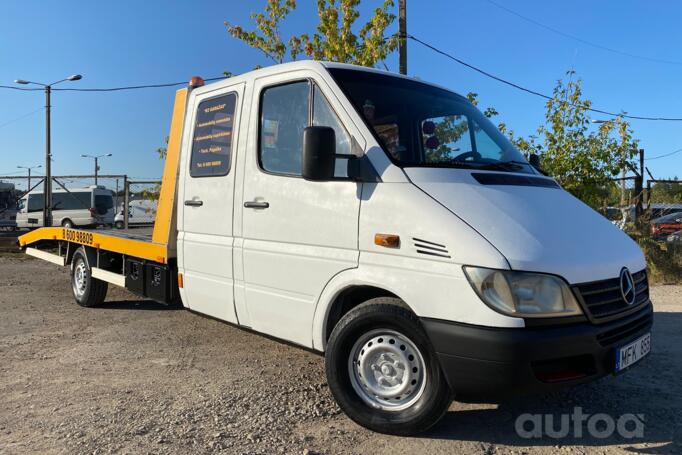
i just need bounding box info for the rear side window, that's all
[190,93,237,177]
[52,192,91,210]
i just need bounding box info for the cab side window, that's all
[313,85,351,156]
[190,93,237,177]
[259,81,353,178]
[259,81,310,175]
[312,86,353,178]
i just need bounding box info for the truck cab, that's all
[20,61,652,435]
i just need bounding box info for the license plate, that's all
[615,333,651,372]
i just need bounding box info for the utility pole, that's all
[635,148,644,219]
[81,153,112,185]
[15,74,83,227]
[17,164,42,191]
[45,85,51,226]
[399,0,407,75]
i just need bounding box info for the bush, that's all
[633,232,682,284]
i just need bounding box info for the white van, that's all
[114,199,157,229]
[16,186,114,228]
[20,62,652,435]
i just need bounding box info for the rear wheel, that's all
[71,248,108,307]
[325,297,451,435]
[114,220,124,229]
[61,219,74,229]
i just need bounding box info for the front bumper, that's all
[421,302,653,402]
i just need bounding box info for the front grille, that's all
[573,269,649,322]
[596,307,653,347]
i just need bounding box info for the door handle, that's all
[184,200,203,207]
[244,201,270,209]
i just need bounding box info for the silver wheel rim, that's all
[73,259,88,298]
[348,329,427,412]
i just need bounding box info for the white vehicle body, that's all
[115,199,157,228]
[20,61,652,434]
[16,186,114,228]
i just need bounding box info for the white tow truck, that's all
[20,61,652,435]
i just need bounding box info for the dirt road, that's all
[0,255,680,454]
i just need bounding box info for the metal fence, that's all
[0,174,160,231]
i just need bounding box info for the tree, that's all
[225,0,399,67]
[500,72,638,208]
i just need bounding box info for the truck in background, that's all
[114,199,157,229]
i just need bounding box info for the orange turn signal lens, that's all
[189,76,205,88]
[177,272,184,289]
[374,233,400,248]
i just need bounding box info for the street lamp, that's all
[16,164,42,190]
[81,153,112,185]
[15,74,83,227]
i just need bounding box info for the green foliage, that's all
[226,0,398,67]
[632,230,682,284]
[496,72,639,209]
[649,178,682,204]
[156,136,169,160]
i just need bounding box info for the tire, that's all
[61,219,74,229]
[325,297,452,435]
[70,247,108,307]
[114,221,124,229]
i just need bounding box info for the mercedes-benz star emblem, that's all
[620,268,636,305]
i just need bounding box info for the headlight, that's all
[463,266,583,318]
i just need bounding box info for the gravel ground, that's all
[0,255,680,454]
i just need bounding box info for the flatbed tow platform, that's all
[17,87,188,304]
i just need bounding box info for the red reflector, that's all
[89,207,97,217]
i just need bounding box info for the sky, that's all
[1,0,681,191]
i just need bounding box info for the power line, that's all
[485,0,682,66]
[407,34,682,122]
[645,148,682,161]
[0,107,44,130]
[51,76,227,92]
[0,76,228,93]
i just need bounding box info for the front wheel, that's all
[325,298,451,435]
[71,247,108,307]
[114,220,124,229]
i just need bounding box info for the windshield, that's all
[329,68,533,173]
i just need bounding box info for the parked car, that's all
[16,186,115,229]
[114,199,157,229]
[651,211,682,238]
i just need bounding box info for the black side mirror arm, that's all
[529,153,549,176]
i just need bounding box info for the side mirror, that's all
[529,153,548,176]
[302,126,336,181]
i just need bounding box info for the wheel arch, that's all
[312,269,413,352]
